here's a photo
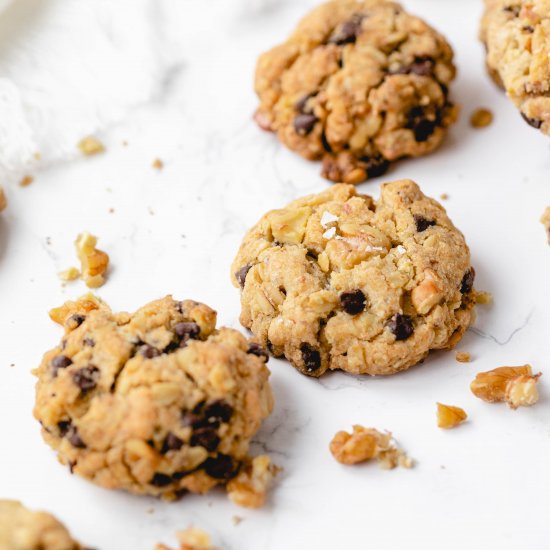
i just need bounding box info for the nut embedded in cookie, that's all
[33,295,275,505]
[254,0,458,183]
[231,179,476,377]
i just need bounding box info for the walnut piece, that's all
[75,232,109,288]
[267,207,311,244]
[78,136,105,155]
[475,291,493,305]
[19,175,34,187]
[470,365,541,408]
[436,403,467,429]
[329,425,413,469]
[411,269,444,314]
[455,351,471,363]
[227,455,279,508]
[0,186,6,212]
[155,528,218,550]
[470,108,493,128]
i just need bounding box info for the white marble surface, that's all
[1,1,550,549]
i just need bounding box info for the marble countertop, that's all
[0,1,549,549]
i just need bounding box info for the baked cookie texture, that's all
[481,0,550,135]
[254,0,458,184]
[33,295,274,503]
[0,500,82,550]
[231,180,476,377]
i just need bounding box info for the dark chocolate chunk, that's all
[72,366,99,392]
[300,343,321,372]
[203,454,240,480]
[414,215,436,232]
[83,337,95,347]
[67,426,86,448]
[175,322,201,348]
[204,400,234,423]
[359,155,389,179]
[57,420,71,436]
[387,314,414,341]
[190,427,220,452]
[294,114,318,136]
[406,106,437,142]
[181,411,204,429]
[521,112,542,129]
[295,92,316,114]
[51,355,72,376]
[340,289,367,315]
[67,314,86,329]
[390,56,434,77]
[503,5,520,16]
[150,473,172,487]
[247,342,269,362]
[460,268,475,294]
[329,14,364,45]
[235,265,251,288]
[140,345,160,359]
[161,432,184,454]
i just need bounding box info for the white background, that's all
[1,1,549,549]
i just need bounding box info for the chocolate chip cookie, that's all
[231,180,475,377]
[481,0,550,135]
[33,295,273,503]
[254,0,458,184]
[0,500,83,550]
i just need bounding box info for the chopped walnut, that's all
[470,365,541,408]
[470,108,493,128]
[541,207,550,244]
[411,269,444,314]
[152,158,164,170]
[49,293,103,326]
[436,403,467,429]
[455,351,471,363]
[78,136,105,156]
[0,186,6,212]
[475,291,493,305]
[227,455,280,508]
[329,425,413,469]
[19,175,34,187]
[58,267,80,282]
[155,528,218,550]
[75,232,109,288]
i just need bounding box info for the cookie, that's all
[480,0,550,135]
[0,500,83,550]
[33,295,273,502]
[231,180,475,377]
[254,0,458,184]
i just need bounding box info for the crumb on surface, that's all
[475,291,493,305]
[58,267,80,282]
[329,425,413,469]
[0,186,6,211]
[78,136,105,156]
[232,516,243,526]
[470,108,493,128]
[75,232,109,288]
[439,193,449,200]
[455,351,471,363]
[155,527,218,550]
[19,175,34,187]
[152,158,164,170]
[540,206,550,244]
[436,403,467,429]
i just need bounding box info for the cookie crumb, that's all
[156,528,218,550]
[227,455,280,508]
[329,425,413,469]
[19,175,34,187]
[75,232,109,288]
[470,365,541,409]
[58,267,80,282]
[439,193,449,200]
[152,158,164,170]
[232,516,243,526]
[475,291,493,305]
[436,403,467,429]
[33,152,42,160]
[78,136,105,156]
[455,351,471,363]
[470,108,493,128]
[108,208,115,214]
[0,186,6,211]
[541,207,550,243]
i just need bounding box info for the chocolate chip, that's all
[161,432,183,454]
[321,132,333,153]
[181,411,204,429]
[235,265,251,288]
[414,215,436,232]
[67,314,86,330]
[247,342,269,362]
[174,322,201,348]
[340,289,367,315]
[300,343,321,373]
[387,314,414,341]
[460,268,475,294]
[57,420,71,436]
[72,366,99,392]
[51,355,72,376]
[190,427,220,452]
[204,400,233,423]
[140,345,160,359]
[406,106,437,142]
[390,56,434,77]
[83,337,95,347]
[295,92,316,114]
[523,25,534,32]
[203,454,240,480]
[521,112,542,129]
[67,426,86,448]
[329,14,364,45]
[294,114,318,136]
[503,5,520,16]
[359,155,390,179]
[150,473,172,487]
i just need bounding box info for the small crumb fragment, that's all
[155,528,218,550]
[78,136,105,156]
[19,175,34,187]
[320,210,338,228]
[0,186,6,212]
[470,365,541,409]
[436,403,467,429]
[439,193,449,200]
[470,108,493,128]
[232,516,243,526]
[227,455,280,508]
[75,232,109,288]
[58,267,80,282]
[475,291,493,305]
[33,152,41,160]
[108,208,115,214]
[152,158,164,170]
[329,425,413,469]
[541,207,550,244]
[455,351,471,363]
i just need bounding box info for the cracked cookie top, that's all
[231,180,475,377]
[254,0,457,183]
[481,0,550,135]
[33,295,273,501]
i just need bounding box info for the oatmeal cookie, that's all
[231,180,475,377]
[33,295,273,503]
[254,0,458,184]
[481,0,550,135]
[0,500,83,550]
